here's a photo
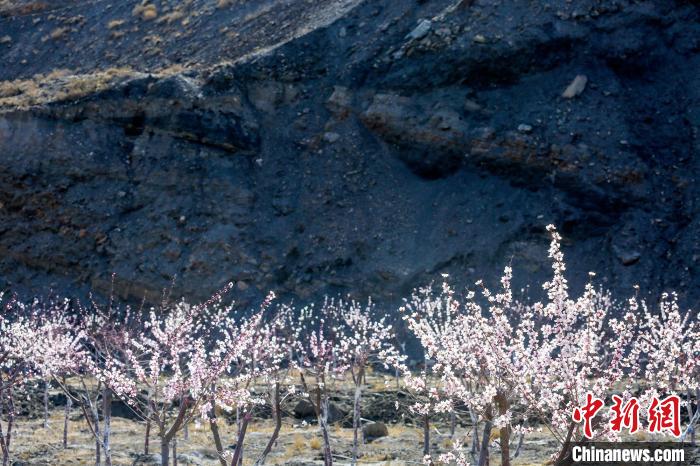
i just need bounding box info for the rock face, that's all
[0,0,699,317]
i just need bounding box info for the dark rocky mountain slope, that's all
[0,0,699,311]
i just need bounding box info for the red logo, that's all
[573,393,681,437]
[572,392,604,439]
[610,395,640,434]
[648,395,681,437]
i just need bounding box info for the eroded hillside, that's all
[0,0,699,310]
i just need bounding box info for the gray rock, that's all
[562,75,588,99]
[325,86,353,118]
[293,399,317,418]
[517,124,533,133]
[323,132,340,143]
[406,19,431,40]
[363,421,389,441]
[293,399,346,423]
[132,454,162,465]
[615,247,641,266]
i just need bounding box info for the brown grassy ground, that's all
[8,405,567,465]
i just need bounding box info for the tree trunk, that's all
[450,411,456,438]
[145,390,152,455]
[423,414,430,457]
[318,397,333,466]
[470,410,480,461]
[209,417,227,466]
[351,373,363,466]
[145,419,151,455]
[230,412,251,466]
[478,418,492,466]
[553,421,576,465]
[63,393,71,449]
[688,389,696,446]
[160,438,170,466]
[0,384,9,466]
[496,393,510,466]
[173,437,177,466]
[254,383,282,466]
[91,399,101,466]
[236,407,241,466]
[43,380,49,429]
[5,387,13,466]
[102,388,112,466]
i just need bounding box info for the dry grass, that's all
[0,68,136,108]
[309,436,322,450]
[47,26,68,41]
[0,65,193,109]
[156,10,184,25]
[107,19,125,29]
[132,3,157,21]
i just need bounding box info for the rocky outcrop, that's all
[0,0,699,314]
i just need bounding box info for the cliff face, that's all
[0,0,699,309]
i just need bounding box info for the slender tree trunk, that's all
[0,384,10,466]
[496,393,510,466]
[423,414,430,457]
[5,387,13,466]
[173,437,177,466]
[208,383,227,466]
[209,416,227,466]
[43,380,49,429]
[470,409,480,460]
[318,396,333,466]
[103,388,112,466]
[93,402,101,466]
[450,411,457,438]
[351,370,364,466]
[236,407,242,466]
[145,419,151,455]
[478,419,492,466]
[255,383,282,466]
[144,389,152,455]
[553,421,577,465]
[160,438,170,466]
[183,422,189,441]
[688,389,696,446]
[230,412,251,466]
[63,392,71,449]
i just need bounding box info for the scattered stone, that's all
[562,75,588,99]
[363,421,389,441]
[292,399,346,423]
[464,99,482,113]
[615,248,641,266]
[473,34,487,43]
[406,19,431,40]
[517,124,533,133]
[248,81,284,113]
[132,454,162,465]
[323,132,340,143]
[236,280,249,291]
[0,35,11,45]
[326,86,352,118]
[293,399,316,418]
[176,453,204,465]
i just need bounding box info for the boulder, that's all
[363,421,389,441]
